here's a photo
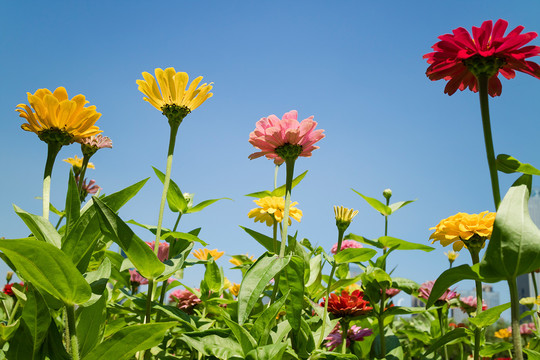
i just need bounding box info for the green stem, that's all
[272,221,278,254]
[42,142,62,220]
[470,250,483,360]
[477,74,501,210]
[437,307,449,360]
[341,318,350,354]
[55,214,65,230]
[278,159,295,258]
[318,228,346,347]
[378,295,387,358]
[144,279,155,324]
[77,156,91,201]
[509,278,524,360]
[7,299,19,326]
[531,272,540,336]
[172,212,182,232]
[66,304,80,360]
[274,164,279,190]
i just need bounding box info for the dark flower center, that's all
[38,128,74,146]
[275,143,303,161]
[162,104,191,126]
[463,55,506,79]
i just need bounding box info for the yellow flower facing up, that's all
[334,205,359,231]
[494,328,511,339]
[248,196,303,226]
[193,248,224,261]
[445,251,459,262]
[16,87,101,144]
[63,155,95,170]
[429,211,496,251]
[136,67,213,123]
[229,283,240,297]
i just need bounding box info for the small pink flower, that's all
[418,281,458,303]
[385,288,401,298]
[520,322,536,335]
[129,270,148,285]
[331,240,362,254]
[460,296,487,313]
[146,241,170,262]
[80,134,113,149]
[324,324,373,351]
[248,110,325,165]
[169,289,202,313]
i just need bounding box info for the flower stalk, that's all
[509,278,524,360]
[341,318,350,354]
[66,304,80,360]
[437,307,449,360]
[42,142,62,220]
[469,249,484,360]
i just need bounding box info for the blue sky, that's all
[2,1,540,317]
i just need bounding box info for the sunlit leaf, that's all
[352,189,392,216]
[496,154,540,175]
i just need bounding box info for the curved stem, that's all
[509,278,524,360]
[477,74,501,210]
[470,250,483,360]
[172,212,182,232]
[42,142,62,220]
[66,304,80,360]
[437,307,449,360]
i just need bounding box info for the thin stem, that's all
[341,318,350,354]
[274,164,279,190]
[477,74,501,210]
[509,278,524,360]
[42,142,62,220]
[469,250,483,360]
[77,156,91,201]
[55,215,65,230]
[378,296,387,358]
[7,299,19,326]
[144,279,155,324]
[66,304,80,360]
[272,221,278,254]
[531,272,540,336]
[172,212,182,232]
[278,159,296,258]
[437,307,449,360]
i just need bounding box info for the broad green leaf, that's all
[152,304,196,330]
[186,197,232,214]
[496,154,540,175]
[82,257,111,307]
[91,178,149,213]
[0,319,20,341]
[306,254,322,288]
[334,248,377,263]
[372,328,403,360]
[0,239,91,305]
[388,199,416,213]
[282,255,305,334]
[241,226,279,253]
[49,202,65,217]
[13,205,61,248]
[382,306,426,317]
[65,170,81,235]
[126,220,170,234]
[161,231,208,246]
[245,343,288,360]
[43,321,70,360]
[204,260,222,293]
[21,286,51,355]
[328,274,363,294]
[271,170,308,197]
[310,352,358,360]
[156,251,188,282]
[153,167,187,213]
[478,342,512,357]
[6,322,34,360]
[480,174,540,278]
[77,288,108,358]
[345,233,384,249]
[93,197,165,279]
[244,190,273,198]
[469,302,511,328]
[524,348,540,360]
[238,252,290,325]
[307,298,339,347]
[82,322,176,360]
[223,317,257,356]
[378,236,434,252]
[352,189,392,216]
[423,328,469,356]
[252,291,289,345]
[179,334,243,358]
[391,277,419,294]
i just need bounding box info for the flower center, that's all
[38,128,74,146]
[162,104,191,126]
[275,143,303,161]
[463,55,506,79]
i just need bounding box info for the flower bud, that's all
[383,189,392,200]
[5,272,13,283]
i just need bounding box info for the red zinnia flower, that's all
[321,289,372,318]
[424,19,540,96]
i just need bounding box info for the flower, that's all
[519,322,536,335]
[429,211,495,251]
[334,206,359,232]
[193,248,224,261]
[248,110,325,164]
[460,296,487,313]
[80,134,112,157]
[418,280,458,303]
[322,290,372,318]
[324,324,373,351]
[229,283,240,297]
[129,269,148,286]
[229,254,255,267]
[169,288,202,313]
[424,19,540,97]
[3,282,24,297]
[331,240,362,255]
[77,177,100,199]
[63,155,95,170]
[146,241,170,262]
[445,250,459,262]
[136,68,213,124]
[16,87,101,144]
[385,288,401,298]
[248,196,302,226]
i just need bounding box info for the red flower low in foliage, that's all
[321,290,372,318]
[3,282,24,297]
[424,19,540,96]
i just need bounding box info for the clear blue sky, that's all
[2,0,540,316]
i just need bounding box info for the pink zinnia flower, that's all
[460,296,487,313]
[331,240,362,254]
[385,288,401,298]
[169,289,202,313]
[80,134,113,149]
[324,324,373,351]
[129,269,148,285]
[424,19,540,97]
[146,241,170,262]
[418,281,458,303]
[248,110,325,165]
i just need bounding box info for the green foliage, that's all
[245,171,308,198]
[496,154,540,175]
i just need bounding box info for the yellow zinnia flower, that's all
[16,87,101,144]
[136,67,213,120]
[229,283,240,297]
[247,196,303,226]
[444,251,459,262]
[334,205,359,231]
[229,254,255,267]
[63,155,95,169]
[429,211,496,251]
[494,328,511,339]
[193,248,224,261]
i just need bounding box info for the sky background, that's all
[2,0,540,320]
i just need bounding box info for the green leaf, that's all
[478,341,513,357]
[271,171,308,197]
[282,255,305,334]
[378,236,434,252]
[65,170,81,235]
[306,254,322,288]
[152,167,187,213]
[345,233,384,249]
[82,257,111,307]
[334,248,377,263]
[186,197,232,214]
[382,306,426,317]
[245,343,288,360]
[13,205,62,248]
[179,334,243,358]
[92,197,165,279]
[6,322,34,360]
[21,286,51,355]
[77,288,108,358]
[238,252,290,325]
[241,226,279,253]
[49,202,65,217]
[372,328,403,360]
[524,348,540,360]
[480,174,540,278]
[82,322,176,360]
[0,238,92,305]
[496,154,540,175]
[0,319,20,342]
[161,231,208,246]
[204,260,222,293]
[352,189,392,216]
[469,302,511,328]
[223,317,257,356]
[252,291,289,345]
[423,328,469,356]
[244,190,273,198]
[92,178,149,213]
[391,277,419,295]
[156,251,188,282]
[388,199,416,213]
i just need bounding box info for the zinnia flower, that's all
[322,290,372,318]
[248,196,302,226]
[136,67,213,124]
[385,288,401,298]
[2,282,25,297]
[16,87,102,144]
[80,134,112,157]
[331,239,363,255]
[63,155,95,170]
[248,110,325,164]
[445,250,459,262]
[424,19,540,97]
[229,254,255,267]
[460,296,487,313]
[76,177,100,198]
[324,324,373,351]
[418,280,458,304]
[169,288,202,313]
[146,241,170,262]
[193,248,224,261]
[429,211,495,251]
[129,269,148,286]
[334,206,359,232]
[229,283,240,297]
